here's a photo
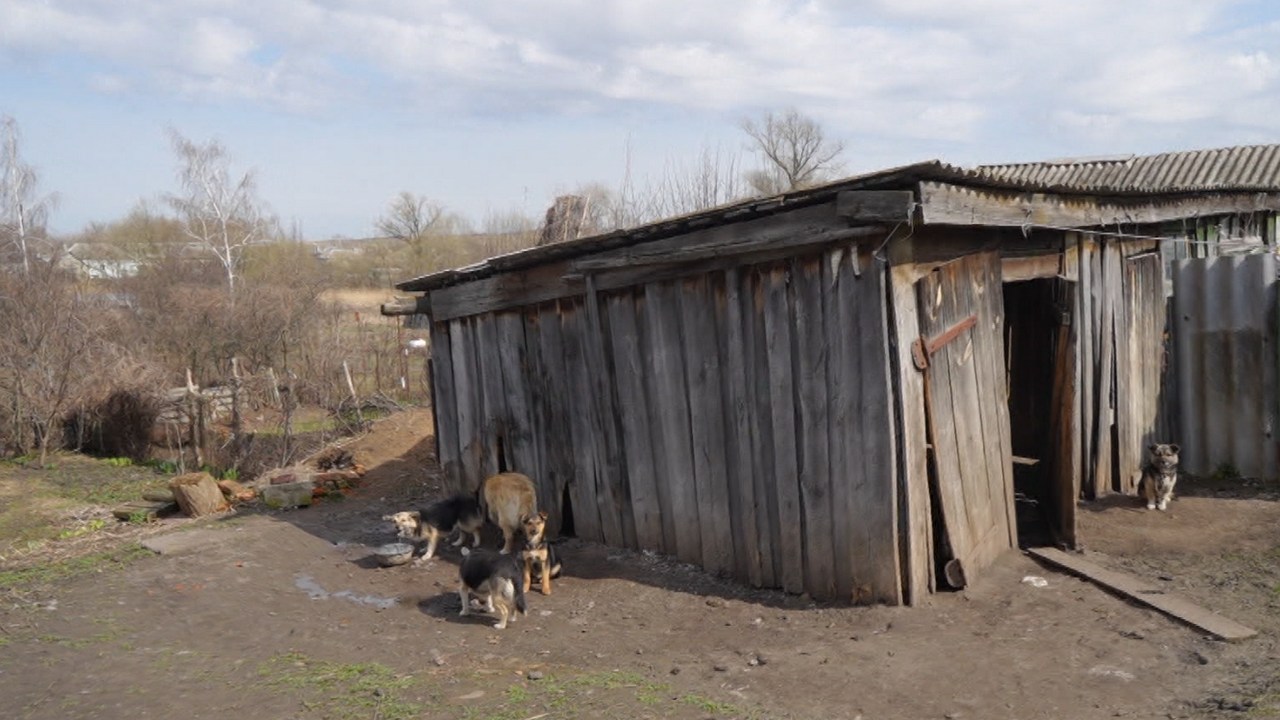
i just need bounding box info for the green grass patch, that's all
[0,544,152,592]
[257,651,430,720]
[457,669,753,720]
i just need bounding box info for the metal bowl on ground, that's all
[375,542,415,567]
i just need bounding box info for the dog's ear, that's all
[1148,444,1159,455]
[538,510,548,521]
[1168,444,1180,454]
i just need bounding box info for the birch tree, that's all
[167,131,274,296]
[740,108,846,196]
[0,115,56,274]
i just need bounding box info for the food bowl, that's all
[374,542,415,567]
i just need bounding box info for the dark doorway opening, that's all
[1003,279,1059,548]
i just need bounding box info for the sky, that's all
[3,0,1280,240]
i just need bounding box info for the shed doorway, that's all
[1003,277,1077,550]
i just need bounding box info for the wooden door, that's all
[915,252,1016,588]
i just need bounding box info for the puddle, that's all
[294,573,397,609]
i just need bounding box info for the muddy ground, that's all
[2,409,1278,719]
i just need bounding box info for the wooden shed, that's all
[385,144,1280,605]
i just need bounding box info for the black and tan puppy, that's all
[458,548,527,629]
[1139,443,1180,511]
[383,494,482,561]
[519,511,562,595]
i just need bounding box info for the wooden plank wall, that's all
[1073,236,1166,498]
[426,245,902,603]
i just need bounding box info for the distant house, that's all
[386,144,1280,605]
[61,243,140,279]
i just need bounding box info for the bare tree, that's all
[375,192,474,276]
[167,130,274,296]
[740,108,846,196]
[0,116,56,274]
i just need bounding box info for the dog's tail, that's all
[513,581,527,616]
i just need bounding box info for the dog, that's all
[1139,443,1180,511]
[458,547,527,629]
[383,494,482,560]
[519,511,562,595]
[478,472,537,554]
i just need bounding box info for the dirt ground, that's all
[2,409,1278,720]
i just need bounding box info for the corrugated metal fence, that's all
[1172,253,1279,479]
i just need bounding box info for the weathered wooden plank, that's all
[939,259,995,571]
[643,282,701,564]
[1115,254,1136,494]
[853,252,902,604]
[606,291,665,552]
[835,190,915,223]
[920,181,1280,229]
[745,268,779,587]
[1077,236,1094,497]
[917,265,973,584]
[721,267,763,586]
[572,204,877,272]
[889,261,934,604]
[823,249,856,602]
[449,318,483,491]
[793,256,835,599]
[973,254,1017,552]
[1047,277,1080,548]
[679,275,735,578]
[1001,254,1061,282]
[475,314,504,479]
[583,278,629,548]
[762,266,805,594]
[534,303,573,535]
[430,261,583,324]
[1091,240,1117,497]
[559,301,604,543]
[495,312,536,477]
[429,321,461,493]
[1028,547,1258,642]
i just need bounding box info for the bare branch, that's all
[740,108,846,195]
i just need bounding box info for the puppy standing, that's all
[478,472,537,554]
[519,511,563,595]
[383,494,482,560]
[1140,443,1180,511]
[458,548,527,629]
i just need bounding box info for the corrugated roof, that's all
[394,144,1280,293]
[974,144,1280,195]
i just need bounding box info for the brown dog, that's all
[519,511,562,595]
[479,472,537,554]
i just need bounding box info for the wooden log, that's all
[745,269,778,587]
[169,472,228,517]
[763,266,805,594]
[794,256,835,599]
[722,267,763,586]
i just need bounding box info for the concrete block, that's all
[261,480,314,509]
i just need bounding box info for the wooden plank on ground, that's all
[763,265,805,594]
[1027,547,1258,642]
[722,267,763,586]
[680,275,735,577]
[794,256,835,599]
[606,291,665,552]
